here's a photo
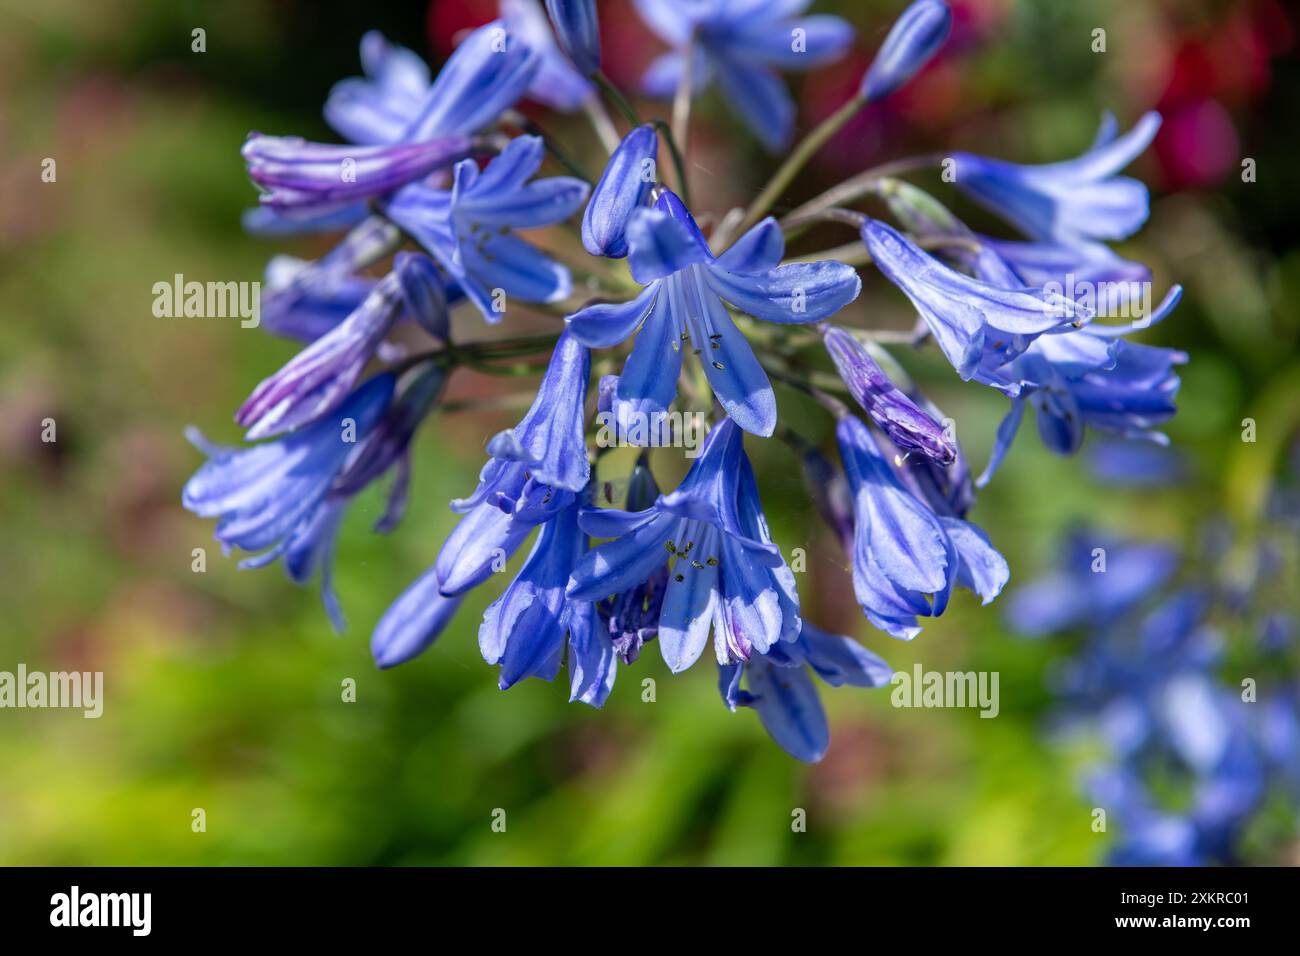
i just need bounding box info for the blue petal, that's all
[566,282,659,348]
[975,397,1026,488]
[405,20,541,140]
[613,288,684,421]
[838,415,950,595]
[324,32,432,145]
[625,206,712,283]
[706,259,861,325]
[714,217,785,274]
[712,53,794,152]
[567,601,617,706]
[566,510,677,601]
[434,499,533,596]
[798,623,893,688]
[939,516,1009,605]
[639,49,714,97]
[543,0,602,76]
[486,504,584,688]
[486,330,591,492]
[692,278,776,436]
[658,525,721,673]
[745,654,829,762]
[582,124,659,258]
[724,15,854,70]
[371,563,465,668]
[459,233,573,310]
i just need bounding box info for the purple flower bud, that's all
[236,254,446,440]
[545,0,601,77]
[243,134,473,211]
[859,0,951,103]
[581,124,658,258]
[823,325,956,465]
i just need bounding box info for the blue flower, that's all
[237,253,448,440]
[385,135,589,321]
[507,0,596,110]
[859,0,952,102]
[370,332,592,665]
[183,374,397,630]
[720,622,893,762]
[242,134,474,214]
[837,414,1008,640]
[568,418,802,671]
[823,324,955,464]
[1086,438,1188,486]
[1004,529,1179,637]
[593,451,669,664]
[978,293,1186,481]
[952,111,1163,250]
[324,23,540,146]
[634,0,854,151]
[324,32,437,145]
[566,190,860,436]
[860,218,1091,391]
[544,0,602,78]
[582,124,659,258]
[479,493,617,703]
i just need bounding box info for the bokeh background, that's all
[1,0,1297,865]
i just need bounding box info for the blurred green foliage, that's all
[0,0,1295,865]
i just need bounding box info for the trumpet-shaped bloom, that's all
[183,374,397,630]
[977,287,1186,482]
[568,419,802,671]
[325,23,540,146]
[952,112,1162,250]
[479,494,616,703]
[859,0,952,102]
[566,191,860,436]
[719,622,893,762]
[370,332,591,665]
[242,134,474,212]
[838,415,1007,640]
[633,0,854,151]
[386,135,588,321]
[1005,529,1179,637]
[861,218,1090,390]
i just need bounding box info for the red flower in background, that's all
[1153,0,1293,188]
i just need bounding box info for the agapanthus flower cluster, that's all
[185,1,1187,761]
[1005,445,1300,864]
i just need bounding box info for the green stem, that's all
[594,71,641,128]
[737,93,867,235]
[507,112,592,182]
[654,120,692,208]
[583,94,621,153]
[671,35,694,178]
